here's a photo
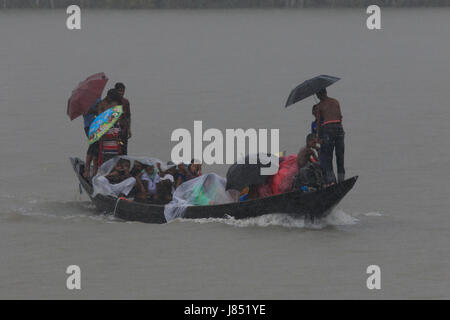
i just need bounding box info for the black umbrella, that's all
[225,154,278,191]
[285,75,340,108]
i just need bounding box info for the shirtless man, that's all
[314,88,345,184]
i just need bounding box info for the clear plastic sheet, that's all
[92,155,167,197]
[164,173,239,222]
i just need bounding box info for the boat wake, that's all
[1,193,369,228]
[176,208,359,229]
[0,195,116,223]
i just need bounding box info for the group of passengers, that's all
[94,158,202,205]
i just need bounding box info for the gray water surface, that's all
[0,8,449,299]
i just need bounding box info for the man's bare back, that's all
[315,97,342,123]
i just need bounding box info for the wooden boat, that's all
[70,157,358,224]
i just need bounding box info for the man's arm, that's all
[135,173,147,194]
[309,148,318,163]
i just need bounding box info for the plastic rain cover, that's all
[164,173,239,222]
[92,155,166,197]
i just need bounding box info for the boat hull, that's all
[70,157,357,224]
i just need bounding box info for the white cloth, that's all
[160,174,174,183]
[93,176,136,197]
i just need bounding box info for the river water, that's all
[0,8,449,299]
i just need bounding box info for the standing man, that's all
[114,82,131,155]
[83,89,122,178]
[315,88,345,184]
[82,98,101,179]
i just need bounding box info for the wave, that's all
[362,211,383,217]
[175,208,359,229]
[0,196,117,223]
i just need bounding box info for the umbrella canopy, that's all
[88,105,123,144]
[225,154,279,191]
[67,72,108,120]
[285,75,340,108]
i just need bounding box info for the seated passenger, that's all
[141,164,160,198]
[159,161,177,193]
[128,161,147,201]
[94,159,136,197]
[175,162,188,189]
[293,134,323,191]
[164,161,177,177]
[132,166,150,202]
[130,160,145,177]
[153,175,174,204]
[297,134,319,169]
[186,159,202,181]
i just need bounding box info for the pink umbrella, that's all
[67,72,108,120]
